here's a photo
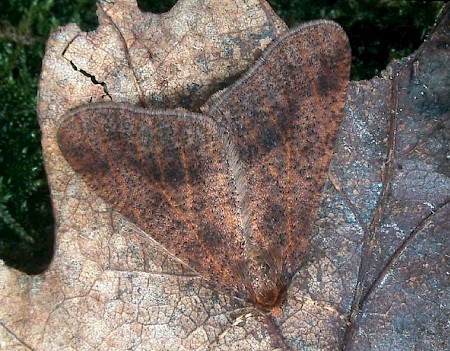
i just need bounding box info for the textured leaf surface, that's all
[0,1,449,350]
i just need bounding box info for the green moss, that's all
[268,0,444,79]
[0,0,98,274]
[0,0,444,274]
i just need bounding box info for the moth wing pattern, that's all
[203,20,351,287]
[57,104,251,299]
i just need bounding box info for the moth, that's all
[57,20,351,316]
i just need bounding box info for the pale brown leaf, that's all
[1,1,448,350]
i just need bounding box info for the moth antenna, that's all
[217,127,253,246]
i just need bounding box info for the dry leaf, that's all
[0,1,449,350]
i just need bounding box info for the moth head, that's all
[244,249,289,315]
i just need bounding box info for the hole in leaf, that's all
[137,0,178,13]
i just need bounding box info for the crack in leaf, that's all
[67,59,112,100]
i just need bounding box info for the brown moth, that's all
[57,20,351,316]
